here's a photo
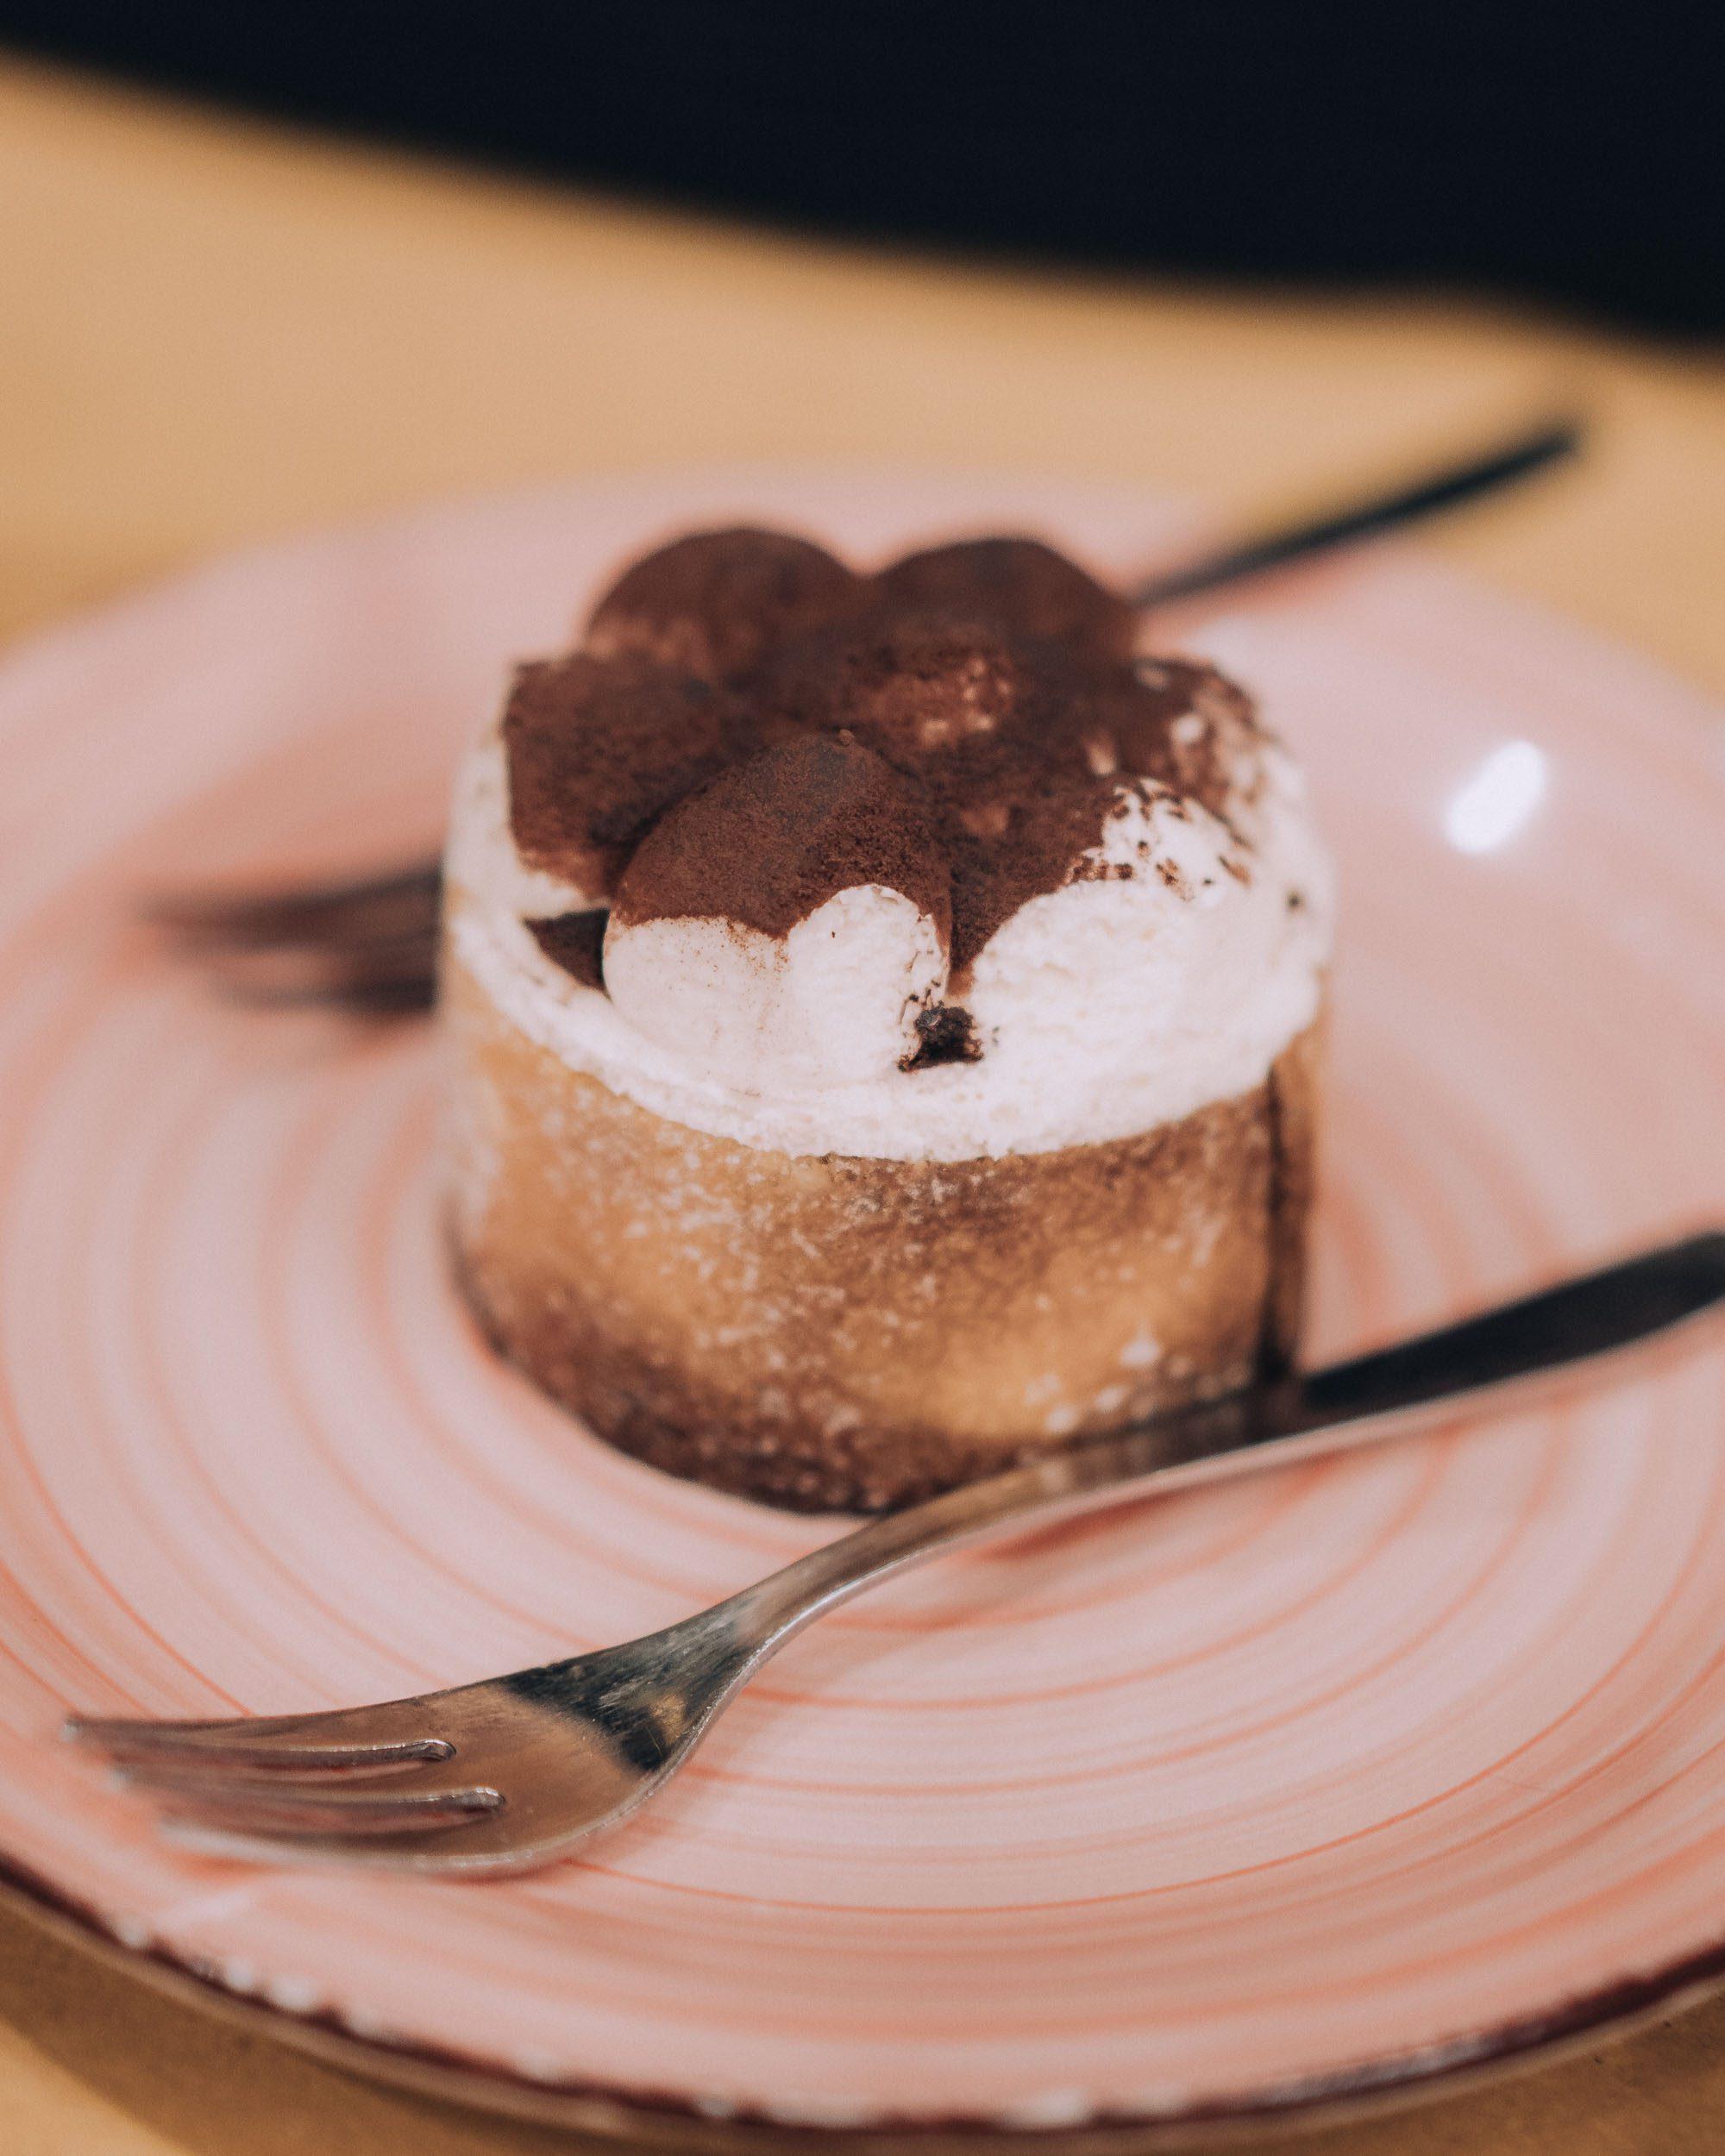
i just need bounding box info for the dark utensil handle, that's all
[1295,1232,1725,1431]
[1132,415,1583,608]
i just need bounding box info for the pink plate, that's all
[2,471,1723,2141]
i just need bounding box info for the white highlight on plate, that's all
[261,1971,322,2014]
[1444,739,1548,854]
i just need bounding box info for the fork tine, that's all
[202,937,438,1014]
[65,1708,450,1771]
[157,1807,533,1873]
[104,1752,442,1791]
[149,862,442,950]
[212,970,438,1014]
[145,1779,502,1840]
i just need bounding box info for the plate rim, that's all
[9,1849,1725,2148]
[3,465,1724,2142]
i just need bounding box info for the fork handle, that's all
[1127,416,1581,607]
[731,1233,1725,1649]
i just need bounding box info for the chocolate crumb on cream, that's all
[901,1005,982,1071]
[526,909,608,991]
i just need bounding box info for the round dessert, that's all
[442,525,1333,1511]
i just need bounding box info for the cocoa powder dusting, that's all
[584,527,868,681]
[878,536,1138,657]
[503,651,739,889]
[612,733,951,947]
[501,524,1264,981]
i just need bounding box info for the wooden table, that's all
[3,50,1722,2156]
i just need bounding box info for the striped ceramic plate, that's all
[1,472,1722,2141]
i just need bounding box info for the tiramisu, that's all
[443,527,1332,1510]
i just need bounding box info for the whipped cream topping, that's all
[445,734,595,915]
[605,888,948,1090]
[446,728,1330,1163]
[444,524,1332,1163]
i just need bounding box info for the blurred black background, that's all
[3,1,1718,335]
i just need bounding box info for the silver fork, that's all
[150,415,1580,1014]
[66,1232,1725,1877]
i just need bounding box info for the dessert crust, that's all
[445,951,1321,1513]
